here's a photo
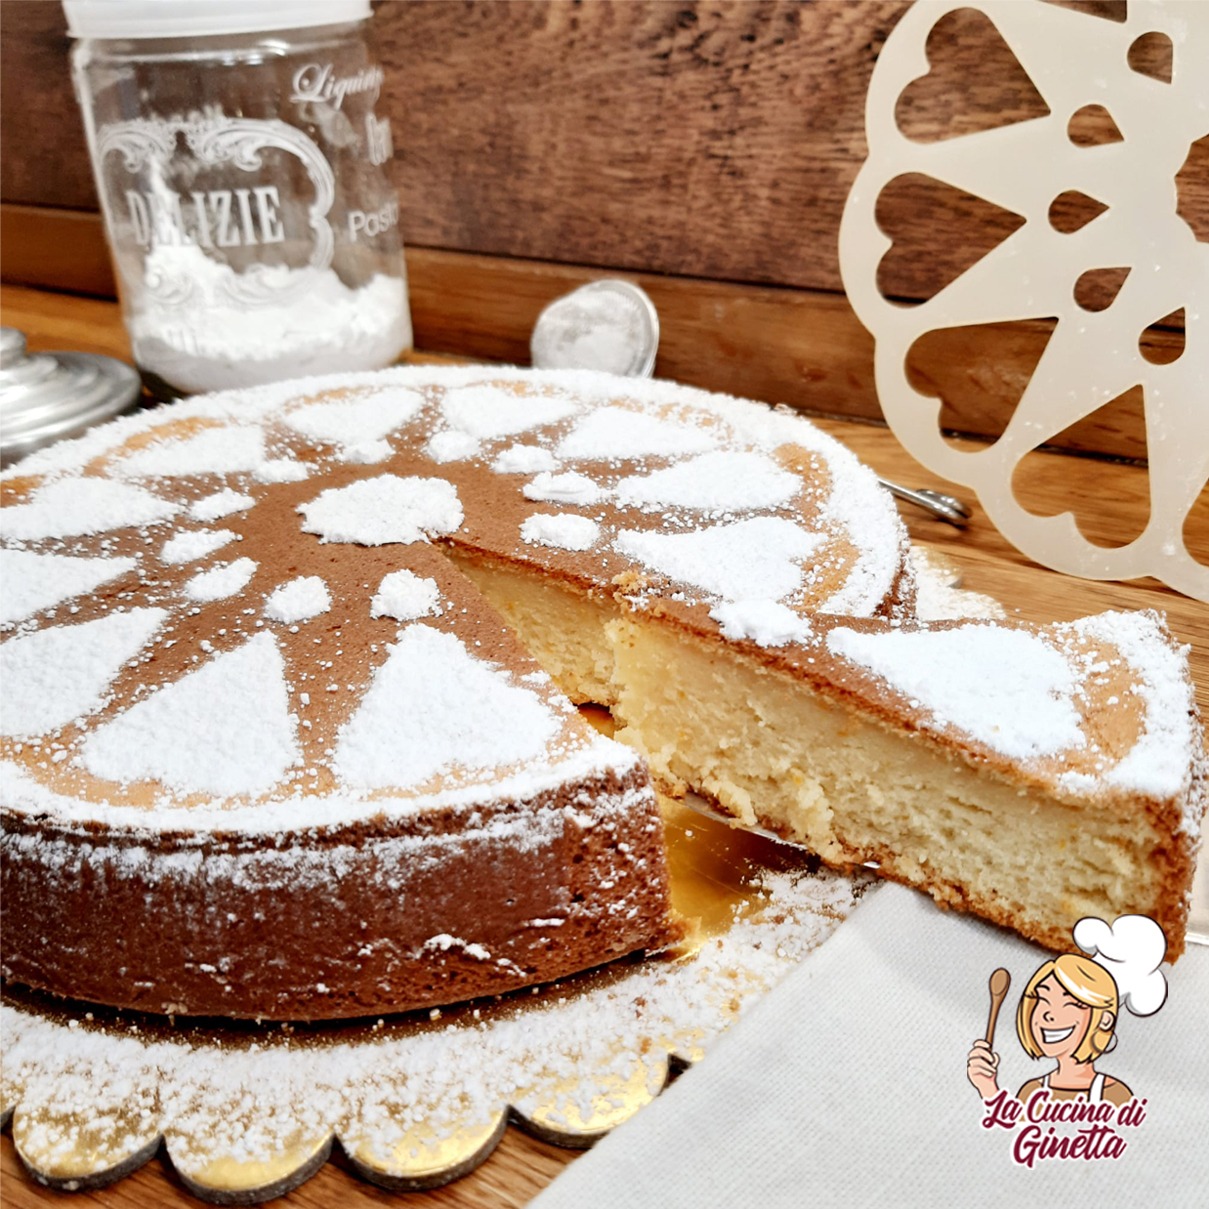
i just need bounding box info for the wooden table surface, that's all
[2,283,1206,1208]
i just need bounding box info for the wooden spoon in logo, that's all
[986,968,1011,1044]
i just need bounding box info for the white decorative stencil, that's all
[80,633,299,797]
[840,0,1208,601]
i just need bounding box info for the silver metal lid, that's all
[0,328,142,468]
[530,280,660,378]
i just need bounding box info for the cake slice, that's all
[605,602,1206,956]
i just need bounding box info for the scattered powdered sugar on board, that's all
[441,385,581,440]
[333,625,561,790]
[826,624,1086,760]
[283,389,424,447]
[709,600,814,647]
[370,570,443,621]
[114,426,265,479]
[182,558,258,603]
[491,444,559,474]
[0,865,864,1183]
[424,430,483,464]
[556,407,718,461]
[338,439,393,465]
[0,608,167,738]
[0,478,177,541]
[0,549,137,627]
[1061,611,1202,813]
[615,517,823,602]
[189,490,255,522]
[263,576,332,624]
[298,475,463,546]
[521,514,601,552]
[161,529,239,565]
[522,471,608,506]
[80,632,299,797]
[615,451,799,513]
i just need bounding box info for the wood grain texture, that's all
[1,221,1186,462]
[0,286,1205,1209]
[3,1,1204,300]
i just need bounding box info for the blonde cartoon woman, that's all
[966,916,1168,1106]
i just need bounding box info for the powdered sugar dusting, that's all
[709,600,813,647]
[115,426,265,478]
[556,407,718,461]
[370,570,443,621]
[0,550,137,627]
[190,490,255,522]
[615,518,822,602]
[522,471,608,506]
[521,514,601,552]
[264,576,331,624]
[0,478,177,541]
[183,558,257,603]
[1064,611,1203,816]
[284,389,423,447]
[424,431,483,464]
[254,459,309,484]
[442,385,581,440]
[80,633,299,797]
[0,608,167,738]
[615,452,798,513]
[161,529,239,565]
[334,626,561,790]
[491,445,559,474]
[298,476,463,546]
[827,624,1085,760]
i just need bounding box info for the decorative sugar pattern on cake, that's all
[264,576,332,625]
[424,430,484,464]
[614,451,800,515]
[114,425,266,478]
[1,608,167,738]
[298,475,463,546]
[710,599,814,647]
[160,529,239,565]
[522,471,608,506]
[616,517,824,603]
[1057,611,1202,814]
[283,388,424,449]
[0,549,137,627]
[492,444,559,474]
[370,570,443,621]
[555,406,718,461]
[826,623,1086,761]
[442,384,582,440]
[521,514,601,552]
[182,558,258,603]
[333,625,564,790]
[190,489,255,522]
[80,632,300,797]
[0,478,177,541]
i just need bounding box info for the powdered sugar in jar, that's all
[65,0,412,397]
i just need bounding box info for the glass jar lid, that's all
[62,0,371,40]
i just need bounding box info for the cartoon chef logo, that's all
[966,916,1167,1165]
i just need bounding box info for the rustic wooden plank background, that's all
[1,0,1204,457]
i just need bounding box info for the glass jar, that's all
[65,0,413,398]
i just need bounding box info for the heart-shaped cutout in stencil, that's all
[895,7,1049,143]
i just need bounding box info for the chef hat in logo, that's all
[1073,915,1168,1018]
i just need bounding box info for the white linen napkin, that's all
[534,883,1208,1209]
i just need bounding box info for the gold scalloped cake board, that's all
[0,551,1004,1201]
